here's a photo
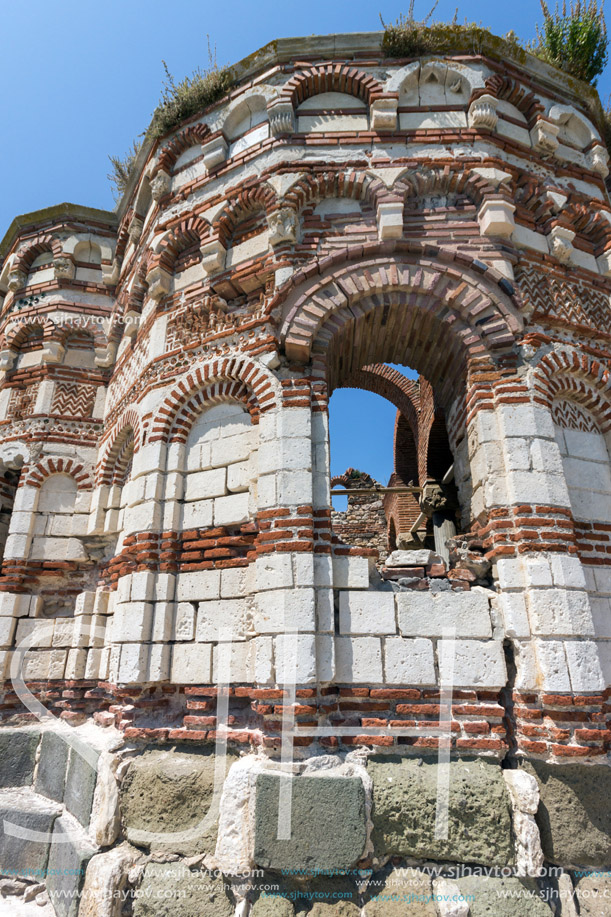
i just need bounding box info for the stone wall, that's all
[0,25,610,916]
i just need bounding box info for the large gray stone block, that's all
[456,875,553,916]
[0,791,59,878]
[0,730,39,787]
[63,744,99,829]
[120,747,236,855]
[35,731,69,802]
[363,866,437,916]
[574,871,611,916]
[251,875,360,915]
[46,816,96,917]
[525,762,611,868]
[254,774,367,871]
[133,863,234,917]
[368,756,513,866]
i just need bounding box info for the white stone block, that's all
[397,591,492,638]
[12,485,38,513]
[197,598,248,642]
[152,602,174,642]
[227,461,249,493]
[119,644,149,684]
[112,602,153,643]
[316,634,335,682]
[85,648,105,680]
[171,643,211,684]
[220,566,249,598]
[386,549,435,567]
[174,602,196,640]
[123,501,162,534]
[495,557,525,590]
[274,634,316,684]
[259,438,311,474]
[94,591,112,615]
[533,640,571,691]
[253,588,315,633]
[9,511,34,535]
[15,618,53,649]
[254,636,274,684]
[565,640,605,691]
[339,591,396,635]
[131,571,155,602]
[211,433,252,468]
[51,618,74,648]
[0,593,27,617]
[277,471,313,505]
[116,575,132,604]
[256,553,294,591]
[176,570,220,602]
[257,474,277,508]
[590,597,611,638]
[550,555,587,590]
[384,637,435,684]
[522,557,553,588]
[212,641,255,683]
[294,553,314,587]
[148,644,171,682]
[277,409,311,440]
[450,640,507,688]
[332,555,369,589]
[498,403,555,440]
[164,471,184,502]
[131,442,166,477]
[180,499,213,530]
[4,534,32,559]
[154,573,176,602]
[185,468,226,501]
[314,555,333,587]
[0,616,16,647]
[316,589,335,634]
[477,199,515,238]
[377,201,404,240]
[65,648,87,680]
[335,636,383,684]
[214,492,250,526]
[527,588,594,637]
[497,593,531,639]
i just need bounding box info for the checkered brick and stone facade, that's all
[1,28,611,917]
[0,32,609,766]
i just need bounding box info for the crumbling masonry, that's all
[0,28,609,917]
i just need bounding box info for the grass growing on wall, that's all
[535,1,608,84]
[107,140,143,201]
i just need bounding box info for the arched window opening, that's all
[62,330,96,367]
[182,401,256,532]
[296,92,368,133]
[73,241,102,283]
[26,251,54,287]
[328,364,463,565]
[14,325,44,369]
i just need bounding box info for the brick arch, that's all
[157,123,211,174]
[398,166,500,210]
[215,183,278,247]
[341,364,420,436]
[24,457,93,491]
[97,410,143,485]
[171,380,254,444]
[281,63,384,109]
[282,171,387,214]
[149,356,279,444]
[56,320,107,351]
[152,214,211,273]
[274,243,522,402]
[4,318,56,351]
[555,201,611,256]
[533,350,611,434]
[14,235,63,274]
[479,75,544,128]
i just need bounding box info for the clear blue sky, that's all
[1,0,608,494]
